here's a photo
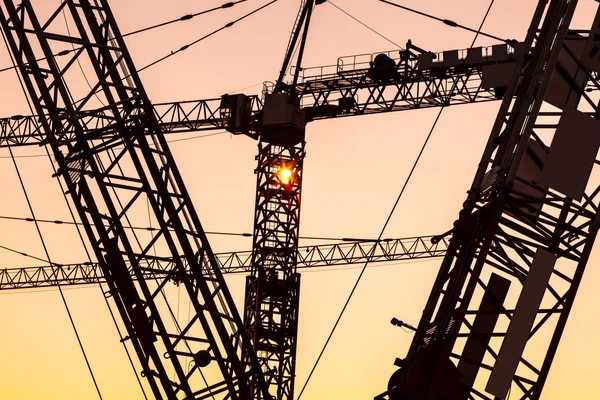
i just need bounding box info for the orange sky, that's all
[0,0,599,399]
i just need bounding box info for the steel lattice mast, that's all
[0,1,269,399]
[239,2,318,398]
[243,141,304,400]
[378,0,600,399]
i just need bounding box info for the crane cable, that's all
[123,1,247,37]
[5,146,104,400]
[295,1,498,398]
[379,0,511,45]
[0,1,247,74]
[137,0,279,74]
[0,214,377,242]
[0,243,57,265]
[328,1,402,49]
[0,131,229,159]
[0,18,107,399]
[39,148,150,400]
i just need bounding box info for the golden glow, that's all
[279,167,293,184]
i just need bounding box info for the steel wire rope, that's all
[6,145,105,400]
[0,131,229,159]
[40,147,151,400]
[0,243,57,264]
[0,25,106,400]
[379,0,512,44]
[328,1,402,48]
[174,281,182,381]
[136,0,279,74]
[0,213,376,241]
[0,1,247,74]
[123,1,247,37]
[295,1,497,398]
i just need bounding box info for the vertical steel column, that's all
[244,139,304,400]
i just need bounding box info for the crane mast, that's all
[0,1,269,399]
[379,0,600,399]
[240,1,316,398]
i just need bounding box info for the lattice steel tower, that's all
[378,0,600,399]
[240,2,315,399]
[0,1,269,398]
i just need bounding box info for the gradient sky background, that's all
[0,0,600,399]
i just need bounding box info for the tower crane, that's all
[0,31,528,399]
[376,0,600,399]
[2,0,597,398]
[0,3,526,400]
[0,1,270,399]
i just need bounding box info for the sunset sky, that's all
[0,0,600,399]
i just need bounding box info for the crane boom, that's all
[0,42,529,148]
[0,1,269,399]
[378,1,600,399]
[0,235,449,291]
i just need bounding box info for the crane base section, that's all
[377,358,466,400]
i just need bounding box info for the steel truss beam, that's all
[0,1,268,399]
[0,236,449,291]
[241,1,317,398]
[0,96,262,146]
[243,141,304,400]
[378,1,600,399]
[0,43,536,148]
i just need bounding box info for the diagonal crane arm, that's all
[377,1,600,399]
[0,1,269,399]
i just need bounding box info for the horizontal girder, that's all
[0,235,448,290]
